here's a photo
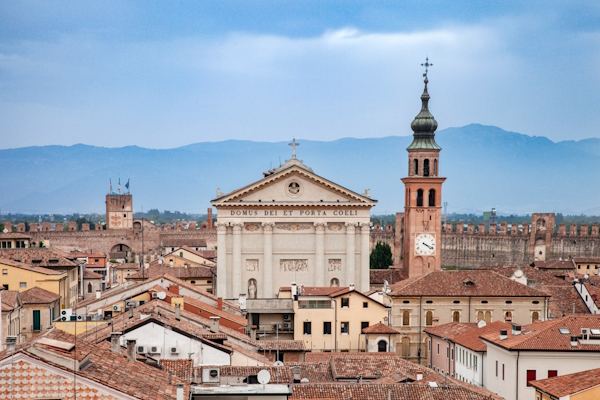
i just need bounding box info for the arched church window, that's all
[414,159,419,175]
[417,189,424,207]
[402,311,410,326]
[453,311,460,322]
[504,311,512,322]
[423,159,430,177]
[87,282,92,294]
[330,278,339,287]
[477,311,484,321]
[485,311,492,323]
[532,311,539,322]
[434,159,438,176]
[428,189,436,207]
[426,311,433,326]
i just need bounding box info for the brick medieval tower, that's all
[402,62,446,277]
[106,194,133,229]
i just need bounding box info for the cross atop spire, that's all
[289,138,300,159]
[421,57,433,79]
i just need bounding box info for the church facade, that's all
[211,146,376,299]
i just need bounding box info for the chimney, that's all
[250,326,257,340]
[217,297,223,310]
[129,307,134,319]
[6,336,17,353]
[176,383,184,400]
[416,370,423,381]
[175,303,181,321]
[126,339,137,361]
[210,316,220,334]
[111,332,122,354]
[96,290,101,299]
[499,329,508,340]
[512,324,522,336]
[291,282,297,298]
[570,336,578,347]
[349,283,355,291]
[292,366,302,383]
[207,208,213,229]
[169,285,179,295]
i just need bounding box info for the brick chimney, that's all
[207,208,213,229]
[499,329,508,340]
[217,297,223,310]
[210,316,220,334]
[168,285,179,295]
[175,303,181,321]
[126,339,137,361]
[111,332,122,354]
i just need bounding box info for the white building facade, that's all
[212,150,376,299]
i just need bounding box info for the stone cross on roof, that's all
[289,138,299,159]
[421,57,433,78]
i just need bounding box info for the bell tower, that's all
[402,59,445,277]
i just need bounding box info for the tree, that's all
[370,241,393,269]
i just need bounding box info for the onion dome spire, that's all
[407,57,441,150]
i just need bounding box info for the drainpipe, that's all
[332,298,338,352]
[516,350,520,400]
[468,296,471,322]
[418,296,422,364]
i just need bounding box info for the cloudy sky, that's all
[1,1,599,149]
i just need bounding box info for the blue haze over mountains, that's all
[1,124,599,216]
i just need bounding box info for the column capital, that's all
[314,222,327,233]
[345,222,357,234]
[360,222,372,234]
[232,223,244,234]
[262,222,275,233]
[215,223,228,234]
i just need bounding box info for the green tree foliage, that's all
[370,241,393,269]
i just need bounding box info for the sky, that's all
[1,1,599,149]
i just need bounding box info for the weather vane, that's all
[421,57,432,78]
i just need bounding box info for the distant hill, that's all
[1,124,599,216]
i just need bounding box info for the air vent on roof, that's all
[559,328,570,335]
[499,330,508,340]
[591,328,600,336]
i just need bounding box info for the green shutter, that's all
[33,310,41,331]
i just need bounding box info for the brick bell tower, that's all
[402,59,445,277]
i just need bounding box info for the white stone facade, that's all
[212,156,376,299]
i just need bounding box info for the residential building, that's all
[289,284,391,352]
[481,315,600,400]
[164,246,215,266]
[531,367,600,400]
[0,258,68,308]
[533,259,575,275]
[1,289,22,348]
[425,320,510,387]
[19,286,60,340]
[389,269,549,365]
[0,232,31,249]
[128,261,216,293]
[362,322,401,353]
[82,269,104,298]
[161,238,207,254]
[112,262,141,285]
[574,257,600,276]
[245,293,295,340]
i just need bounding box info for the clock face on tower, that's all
[415,233,436,256]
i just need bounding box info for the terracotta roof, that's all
[179,245,217,260]
[479,265,588,317]
[534,259,575,269]
[305,351,400,363]
[20,286,60,304]
[225,341,273,365]
[1,290,20,311]
[0,257,65,275]
[252,340,307,351]
[573,257,600,263]
[530,367,600,398]
[129,264,213,280]
[70,252,106,258]
[83,269,103,279]
[0,232,31,239]
[300,287,350,296]
[173,292,248,327]
[424,322,477,341]
[390,270,549,297]
[0,248,79,268]
[426,321,512,352]
[112,262,140,270]
[362,322,400,334]
[585,283,600,308]
[290,383,495,399]
[481,315,600,351]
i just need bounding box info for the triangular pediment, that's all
[211,165,376,206]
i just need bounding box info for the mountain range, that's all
[1,124,599,216]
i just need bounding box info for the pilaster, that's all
[314,222,327,287]
[216,223,228,298]
[232,223,243,298]
[345,223,356,286]
[360,223,371,292]
[262,222,275,298]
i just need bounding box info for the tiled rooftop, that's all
[426,321,511,352]
[390,270,548,297]
[128,264,213,280]
[290,383,496,399]
[530,366,600,398]
[20,286,61,304]
[362,322,400,334]
[0,257,64,275]
[533,259,575,269]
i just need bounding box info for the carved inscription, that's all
[280,259,308,272]
[328,259,342,271]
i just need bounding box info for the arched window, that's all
[416,189,424,207]
[485,311,492,323]
[180,252,183,257]
[423,159,430,177]
[452,311,460,322]
[532,311,539,322]
[402,311,410,326]
[426,311,433,326]
[330,278,339,287]
[378,340,387,352]
[504,311,512,322]
[87,282,92,294]
[428,189,436,207]
[477,311,484,321]
[434,159,438,176]
[414,159,419,175]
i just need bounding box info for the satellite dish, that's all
[157,292,167,300]
[477,320,487,328]
[301,378,309,383]
[514,269,523,278]
[24,240,28,245]
[585,274,590,280]
[257,369,271,385]
[274,361,284,367]
[158,259,163,265]
[2,229,7,233]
